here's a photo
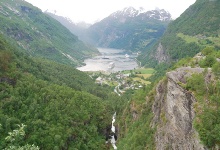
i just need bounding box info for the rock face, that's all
[154,43,170,63]
[152,67,206,150]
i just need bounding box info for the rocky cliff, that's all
[152,67,206,150]
[154,43,170,63]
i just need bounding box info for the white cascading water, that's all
[111,112,117,149]
[106,112,117,149]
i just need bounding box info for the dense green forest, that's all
[1,0,220,149]
[117,86,156,149]
[0,23,160,149]
[0,33,129,149]
[0,1,158,148]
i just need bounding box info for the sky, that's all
[25,0,196,24]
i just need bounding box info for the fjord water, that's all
[77,48,138,72]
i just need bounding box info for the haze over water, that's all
[77,48,139,72]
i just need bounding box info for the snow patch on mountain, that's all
[111,7,138,18]
[144,9,171,21]
[110,7,171,21]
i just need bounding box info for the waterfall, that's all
[111,112,117,149]
[106,112,117,149]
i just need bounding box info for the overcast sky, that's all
[25,0,196,24]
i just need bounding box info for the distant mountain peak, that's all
[110,7,171,21]
[111,7,139,18]
[143,9,171,21]
[45,10,74,24]
[139,7,145,12]
[45,9,57,14]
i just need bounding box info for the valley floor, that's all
[87,68,154,96]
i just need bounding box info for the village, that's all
[89,68,155,96]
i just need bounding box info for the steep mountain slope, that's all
[0,30,128,149]
[0,0,98,67]
[86,7,171,52]
[45,11,91,42]
[140,0,220,67]
[152,67,206,149]
[117,47,220,149]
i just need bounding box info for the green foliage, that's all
[185,65,220,148]
[186,73,206,96]
[117,86,155,150]
[168,0,220,37]
[0,0,98,66]
[148,63,172,83]
[212,61,220,78]
[5,124,26,144]
[201,47,215,55]
[172,57,193,69]
[133,68,155,74]
[0,51,12,73]
[0,30,126,149]
[199,55,217,68]
[199,47,220,68]
[140,0,220,68]
[2,124,39,150]
[178,33,220,48]
[0,72,111,149]
[4,145,39,150]
[195,106,220,148]
[162,35,201,60]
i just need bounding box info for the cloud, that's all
[25,0,196,23]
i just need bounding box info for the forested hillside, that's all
[140,0,220,69]
[1,0,220,149]
[0,33,128,149]
[0,0,98,67]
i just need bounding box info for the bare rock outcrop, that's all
[154,43,170,63]
[152,67,206,150]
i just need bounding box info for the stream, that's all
[106,112,117,149]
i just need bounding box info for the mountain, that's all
[49,7,171,53]
[140,0,220,67]
[115,0,220,149]
[0,28,126,149]
[117,46,220,149]
[0,0,98,67]
[45,11,91,42]
[86,7,171,52]
[1,0,220,149]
